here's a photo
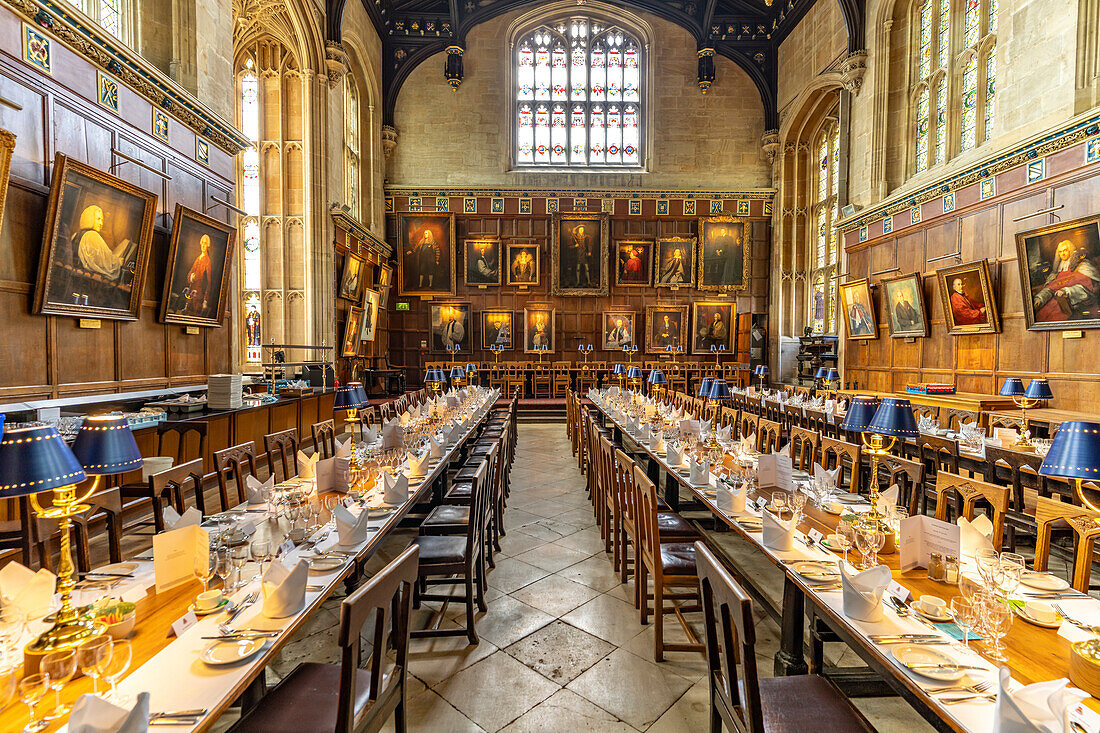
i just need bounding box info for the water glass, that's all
[215,546,232,591]
[837,518,856,567]
[771,492,788,520]
[251,539,272,580]
[983,598,1012,661]
[102,639,132,704]
[789,490,807,521]
[196,548,217,593]
[998,552,1025,596]
[950,597,976,649]
[230,545,250,589]
[18,673,49,733]
[76,636,111,695]
[41,650,76,719]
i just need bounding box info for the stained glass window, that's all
[985,48,997,140]
[239,60,263,365]
[81,0,131,44]
[810,124,840,334]
[935,77,948,165]
[961,55,978,150]
[515,16,644,167]
[916,87,930,172]
[343,75,361,221]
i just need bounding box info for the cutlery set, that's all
[149,709,207,726]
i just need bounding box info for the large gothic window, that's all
[809,121,840,335]
[344,75,362,221]
[514,15,643,168]
[239,59,263,365]
[910,0,997,174]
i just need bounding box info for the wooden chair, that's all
[738,413,760,446]
[912,404,940,424]
[758,418,783,454]
[933,471,1009,550]
[788,426,820,472]
[71,487,124,572]
[228,544,418,733]
[634,465,703,661]
[311,419,337,458]
[119,420,208,529]
[1033,496,1100,593]
[985,445,1044,551]
[696,541,876,733]
[943,407,980,432]
[819,436,861,493]
[552,362,571,398]
[214,442,260,512]
[877,454,925,516]
[503,366,526,398]
[916,433,960,480]
[146,458,206,532]
[987,414,1023,433]
[0,497,49,569]
[264,429,300,483]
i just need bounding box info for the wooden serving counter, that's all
[837,389,1018,414]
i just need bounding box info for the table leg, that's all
[774,576,808,676]
[662,472,680,512]
[612,426,623,444]
[646,455,661,488]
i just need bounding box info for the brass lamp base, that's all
[27,614,102,655]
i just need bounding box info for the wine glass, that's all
[196,548,217,594]
[215,546,232,591]
[251,539,272,580]
[865,526,886,567]
[230,545,250,590]
[771,492,788,520]
[0,666,16,716]
[959,573,983,603]
[76,636,111,694]
[950,597,976,649]
[976,549,1001,591]
[41,650,75,719]
[983,596,1012,662]
[853,526,873,570]
[789,491,807,522]
[101,639,132,704]
[18,673,49,733]
[998,552,1025,597]
[837,517,856,567]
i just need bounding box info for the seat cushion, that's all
[228,662,372,733]
[659,542,697,575]
[412,534,468,564]
[657,512,698,538]
[422,505,470,529]
[453,465,481,482]
[444,481,473,502]
[758,675,875,732]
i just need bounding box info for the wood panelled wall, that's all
[0,10,236,404]
[844,151,1100,413]
[383,213,771,386]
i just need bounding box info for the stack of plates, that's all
[208,374,244,410]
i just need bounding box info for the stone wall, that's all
[777,0,847,112]
[389,9,772,190]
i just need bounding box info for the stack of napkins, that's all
[261,559,308,619]
[68,691,150,733]
[207,374,243,410]
[840,564,890,622]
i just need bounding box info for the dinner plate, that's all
[307,556,346,572]
[1011,603,1062,629]
[90,562,139,576]
[789,561,841,583]
[820,536,848,552]
[891,644,965,681]
[1019,572,1070,591]
[200,637,267,666]
[189,599,230,616]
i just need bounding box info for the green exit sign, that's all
[395,302,410,311]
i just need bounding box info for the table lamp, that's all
[425,369,446,394]
[697,376,714,399]
[465,362,478,387]
[753,365,769,392]
[647,369,666,399]
[838,396,889,528]
[334,383,365,440]
[627,365,642,392]
[821,367,840,396]
[1040,422,1100,512]
[490,344,503,363]
[711,344,727,367]
[613,363,626,388]
[999,378,1052,449]
[0,424,121,655]
[705,378,732,449]
[446,343,458,364]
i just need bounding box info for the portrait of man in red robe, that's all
[948,276,987,326]
[1031,239,1100,323]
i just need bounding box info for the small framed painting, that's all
[341,307,363,357]
[881,273,928,338]
[614,240,652,287]
[645,305,688,354]
[481,310,514,350]
[464,239,502,287]
[839,278,878,340]
[936,259,1000,335]
[359,288,380,342]
[339,253,365,301]
[523,307,556,353]
[507,243,540,286]
[602,311,636,350]
[654,236,695,288]
[691,301,736,354]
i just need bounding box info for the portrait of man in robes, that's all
[399,214,454,296]
[482,311,513,349]
[465,239,501,286]
[655,238,695,288]
[603,313,635,349]
[1018,221,1100,329]
[883,274,927,337]
[161,205,235,327]
[937,260,999,334]
[616,242,651,286]
[431,303,470,353]
[553,215,606,295]
[692,303,734,353]
[699,220,746,291]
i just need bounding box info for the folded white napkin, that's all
[877,483,900,514]
[261,559,308,619]
[447,395,460,409]
[993,666,1087,733]
[717,424,733,442]
[163,505,202,529]
[813,463,840,488]
[762,510,797,551]
[700,419,713,437]
[297,450,319,480]
[245,474,273,505]
[430,434,445,460]
[650,433,665,453]
[399,411,411,426]
[775,443,790,458]
[825,399,837,413]
[333,503,371,546]
[382,419,404,451]
[638,424,651,442]
[958,514,995,557]
[335,438,352,458]
[363,424,379,443]
[840,563,890,622]
[740,433,756,453]
[665,445,685,467]
[405,451,429,480]
[0,562,56,620]
[384,472,409,505]
[411,406,421,421]
[718,482,746,513]
[68,691,150,733]
[689,458,710,487]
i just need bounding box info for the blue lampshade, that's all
[999,378,1025,397]
[627,366,642,380]
[697,377,714,398]
[1025,378,1053,401]
[334,384,358,409]
[71,415,144,475]
[425,370,443,384]
[815,366,828,380]
[839,395,882,433]
[867,397,919,439]
[824,368,840,382]
[647,370,666,385]
[707,379,732,401]
[1039,422,1100,481]
[754,365,769,376]
[466,363,477,374]
[450,365,465,380]
[613,363,625,375]
[0,425,87,497]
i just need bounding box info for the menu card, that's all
[153,525,209,593]
[757,454,793,491]
[899,515,960,572]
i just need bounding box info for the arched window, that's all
[344,75,362,221]
[239,59,263,365]
[514,15,643,168]
[910,0,997,173]
[809,121,840,335]
[78,0,134,45]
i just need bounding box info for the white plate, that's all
[308,556,346,572]
[820,536,848,552]
[90,562,139,576]
[790,561,841,583]
[891,644,965,681]
[200,637,267,666]
[1019,572,1070,591]
[1011,603,1062,629]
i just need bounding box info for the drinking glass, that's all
[853,527,873,570]
[771,492,788,520]
[214,546,232,591]
[789,491,807,521]
[976,549,1001,591]
[959,573,983,603]
[837,518,856,568]
[18,673,49,733]
[251,539,272,580]
[101,639,132,704]
[0,667,16,715]
[41,650,75,719]
[891,505,909,538]
[998,552,1025,597]
[231,545,250,590]
[950,597,976,649]
[866,526,886,566]
[196,548,217,593]
[983,599,1012,662]
[76,636,111,694]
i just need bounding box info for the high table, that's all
[0,396,495,733]
[591,399,1100,733]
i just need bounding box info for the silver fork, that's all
[938,680,997,704]
[1052,603,1100,633]
[928,679,995,696]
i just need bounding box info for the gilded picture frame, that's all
[160,204,236,327]
[506,243,540,286]
[601,310,637,350]
[359,288,380,343]
[839,278,878,340]
[654,236,695,289]
[341,307,363,357]
[0,129,13,238]
[691,301,736,354]
[339,253,365,302]
[523,306,556,353]
[697,216,749,292]
[936,259,1001,335]
[463,238,502,287]
[881,272,929,338]
[430,302,471,354]
[645,305,688,354]
[397,212,456,297]
[1015,215,1100,331]
[34,152,157,321]
[481,310,514,350]
[551,212,609,296]
[614,240,652,287]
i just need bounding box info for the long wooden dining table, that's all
[591,397,1100,733]
[0,393,498,733]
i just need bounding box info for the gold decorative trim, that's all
[0,129,14,237]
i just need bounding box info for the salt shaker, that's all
[927,552,946,582]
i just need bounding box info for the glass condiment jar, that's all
[944,555,960,585]
[927,552,946,582]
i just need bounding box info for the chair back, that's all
[933,471,1009,549]
[214,442,259,511]
[696,540,766,733]
[312,419,337,458]
[738,412,760,446]
[264,428,300,483]
[758,418,782,455]
[819,436,861,493]
[336,544,419,733]
[984,444,1042,513]
[613,447,638,536]
[943,407,980,432]
[913,404,940,423]
[156,420,209,467]
[1033,496,1100,592]
[878,455,925,515]
[149,457,206,522]
[788,426,820,472]
[632,465,661,578]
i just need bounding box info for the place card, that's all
[755,497,769,511]
[169,610,198,638]
[808,528,825,545]
[277,539,295,558]
[886,580,912,604]
[153,525,209,593]
[899,515,960,572]
[757,454,793,491]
